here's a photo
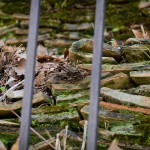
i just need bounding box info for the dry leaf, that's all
[35,61,43,72]
[141,25,149,39]
[131,25,150,39]
[14,58,26,75]
[37,44,48,57]
[16,53,26,61]
[132,29,144,38]
[5,77,17,87]
[34,71,45,86]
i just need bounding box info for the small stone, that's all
[102,62,150,74]
[122,44,150,62]
[69,50,92,63]
[102,57,117,64]
[69,32,80,40]
[56,91,89,103]
[44,39,72,48]
[125,38,150,45]
[101,87,150,108]
[49,84,82,96]
[101,72,131,89]
[81,105,136,122]
[78,62,150,74]
[111,124,141,137]
[128,85,150,96]
[130,70,150,85]
[12,14,29,20]
[15,28,52,35]
[32,110,79,123]
[6,34,50,45]
[103,43,120,59]
[0,92,47,118]
[63,23,92,31]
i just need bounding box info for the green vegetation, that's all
[0,132,18,149]
[105,0,146,40]
[1,1,30,15]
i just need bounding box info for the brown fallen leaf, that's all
[14,58,26,75]
[37,44,48,57]
[5,77,17,87]
[131,24,149,39]
[35,61,43,72]
[132,29,144,39]
[34,71,45,86]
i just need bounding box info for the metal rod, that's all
[19,0,40,149]
[87,0,106,150]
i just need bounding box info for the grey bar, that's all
[87,0,106,150]
[19,0,40,149]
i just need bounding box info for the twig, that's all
[45,129,53,139]
[55,134,61,150]
[141,49,150,59]
[81,121,88,150]
[0,79,24,101]
[133,39,150,59]
[141,25,147,39]
[10,109,56,150]
[61,0,67,8]
[63,126,68,150]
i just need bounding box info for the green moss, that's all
[32,105,69,115]
[99,120,128,130]
[113,108,142,117]
[39,18,61,28]
[0,132,18,149]
[29,134,42,145]
[59,120,80,132]
[135,115,150,146]
[53,89,82,97]
[143,61,150,65]
[97,144,108,150]
[0,18,16,27]
[106,1,141,27]
[1,1,30,14]
[65,139,81,149]
[57,96,89,107]
[105,1,144,40]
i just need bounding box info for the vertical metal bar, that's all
[87,0,106,150]
[19,0,40,149]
